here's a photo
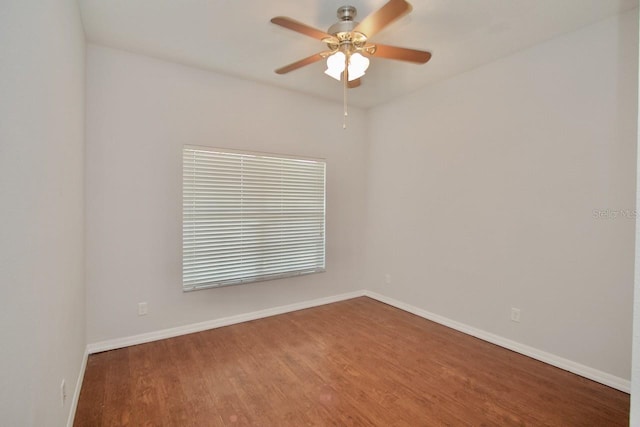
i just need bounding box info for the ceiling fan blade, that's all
[353,0,412,39]
[275,52,330,74]
[348,78,362,89]
[369,44,431,64]
[271,16,333,41]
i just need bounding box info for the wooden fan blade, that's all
[370,44,431,64]
[271,16,333,41]
[353,0,412,39]
[348,78,362,89]
[275,52,329,74]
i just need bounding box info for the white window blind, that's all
[183,147,326,291]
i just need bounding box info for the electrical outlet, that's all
[511,307,521,323]
[384,274,392,285]
[138,302,148,316]
[60,379,67,407]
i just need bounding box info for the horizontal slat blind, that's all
[183,147,326,291]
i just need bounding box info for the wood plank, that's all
[74,297,629,426]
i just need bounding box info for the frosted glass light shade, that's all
[347,53,369,80]
[324,52,345,80]
[324,51,370,81]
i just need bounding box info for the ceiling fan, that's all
[270,0,432,89]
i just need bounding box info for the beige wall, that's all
[0,0,86,425]
[364,10,638,381]
[85,45,368,343]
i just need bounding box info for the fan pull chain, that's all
[343,76,348,129]
[343,53,349,129]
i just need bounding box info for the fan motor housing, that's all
[328,5,359,35]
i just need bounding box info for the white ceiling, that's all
[79,0,638,108]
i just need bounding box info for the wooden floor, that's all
[74,297,629,426]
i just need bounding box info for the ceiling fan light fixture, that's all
[347,52,369,80]
[272,0,431,127]
[325,51,369,81]
[324,51,345,80]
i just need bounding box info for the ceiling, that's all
[79,0,638,108]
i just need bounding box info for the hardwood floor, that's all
[74,297,629,426]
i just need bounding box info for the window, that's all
[182,146,326,291]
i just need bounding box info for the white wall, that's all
[85,45,368,344]
[0,0,86,425]
[364,10,637,381]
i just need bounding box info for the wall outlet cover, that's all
[138,302,148,316]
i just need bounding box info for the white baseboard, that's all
[363,290,630,393]
[86,290,366,354]
[67,346,89,427]
[83,288,630,393]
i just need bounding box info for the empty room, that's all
[2,0,640,425]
